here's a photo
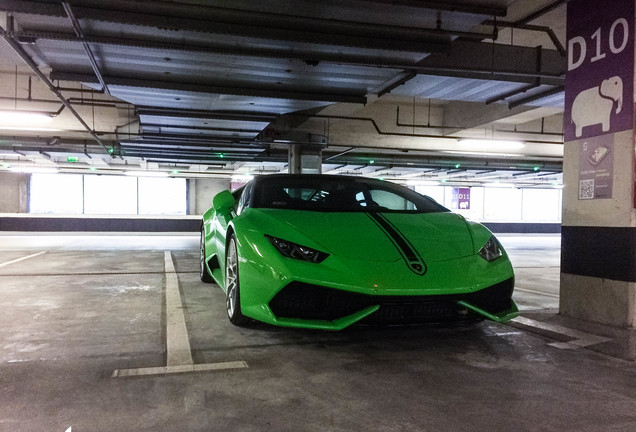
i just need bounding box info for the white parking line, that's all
[0,251,46,268]
[112,361,249,378]
[113,251,248,378]
[164,251,193,366]
[511,316,612,349]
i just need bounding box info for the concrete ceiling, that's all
[0,0,567,187]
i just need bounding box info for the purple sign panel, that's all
[564,0,635,142]
[451,187,470,210]
[578,134,614,199]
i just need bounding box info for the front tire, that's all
[225,235,249,326]
[200,227,213,283]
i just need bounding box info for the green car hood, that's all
[248,209,474,263]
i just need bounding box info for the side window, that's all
[370,189,417,211]
[236,183,252,215]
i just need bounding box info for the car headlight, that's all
[265,235,329,263]
[478,236,503,262]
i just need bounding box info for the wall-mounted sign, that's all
[564,0,634,142]
[578,134,614,199]
[451,187,470,210]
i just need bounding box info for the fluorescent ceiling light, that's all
[442,150,521,157]
[485,182,516,188]
[0,126,61,132]
[125,171,170,177]
[459,139,525,149]
[0,110,53,124]
[9,166,59,174]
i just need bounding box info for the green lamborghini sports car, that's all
[200,174,518,330]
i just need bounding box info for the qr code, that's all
[579,179,594,199]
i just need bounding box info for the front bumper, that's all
[236,231,517,330]
[267,277,517,329]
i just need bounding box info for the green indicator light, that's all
[369,160,375,164]
[219,153,225,158]
[171,170,179,175]
[378,177,385,181]
[440,179,447,183]
[67,156,79,162]
[533,166,540,171]
[108,148,114,154]
[455,163,461,169]
[89,167,97,171]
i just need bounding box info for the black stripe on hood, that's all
[366,212,427,276]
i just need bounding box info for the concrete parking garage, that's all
[1,0,636,430]
[0,233,634,431]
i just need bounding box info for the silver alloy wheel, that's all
[226,238,238,319]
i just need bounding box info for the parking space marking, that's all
[112,361,249,378]
[0,251,46,268]
[164,251,193,366]
[511,316,612,349]
[113,251,248,378]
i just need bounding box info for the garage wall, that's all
[188,178,231,215]
[0,173,28,213]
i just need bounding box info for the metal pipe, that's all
[515,0,569,26]
[485,83,540,105]
[290,112,564,145]
[0,19,112,158]
[508,86,565,109]
[62,2,110,96]
[483,20,566,56]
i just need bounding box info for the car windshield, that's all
[251,176,449,213]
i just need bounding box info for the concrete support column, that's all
[288,144,322,174]
[560,0,636,328]
[0,172,29,213]
[187,178,231,215]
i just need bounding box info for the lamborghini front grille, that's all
[268,278,514,324]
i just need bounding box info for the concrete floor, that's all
[0,233,635,431]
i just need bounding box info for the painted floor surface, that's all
[0,233,634,432]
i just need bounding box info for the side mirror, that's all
[212,190,235,213]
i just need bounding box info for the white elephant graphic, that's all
[571,76,623,138]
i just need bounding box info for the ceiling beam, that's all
[8,29,566,84]
[49,71,368,104]
[0,0,459,54]
[362,0,508,16]
[416,40,565,85]
[136,107,277,123]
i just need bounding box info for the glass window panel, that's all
[483,187,523,221]
[413,185,445,206]
[369,189,416,210]
[138,177,186,215]
[84,175,138,215]
[29,173,83,214]
[522,188,561,221]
